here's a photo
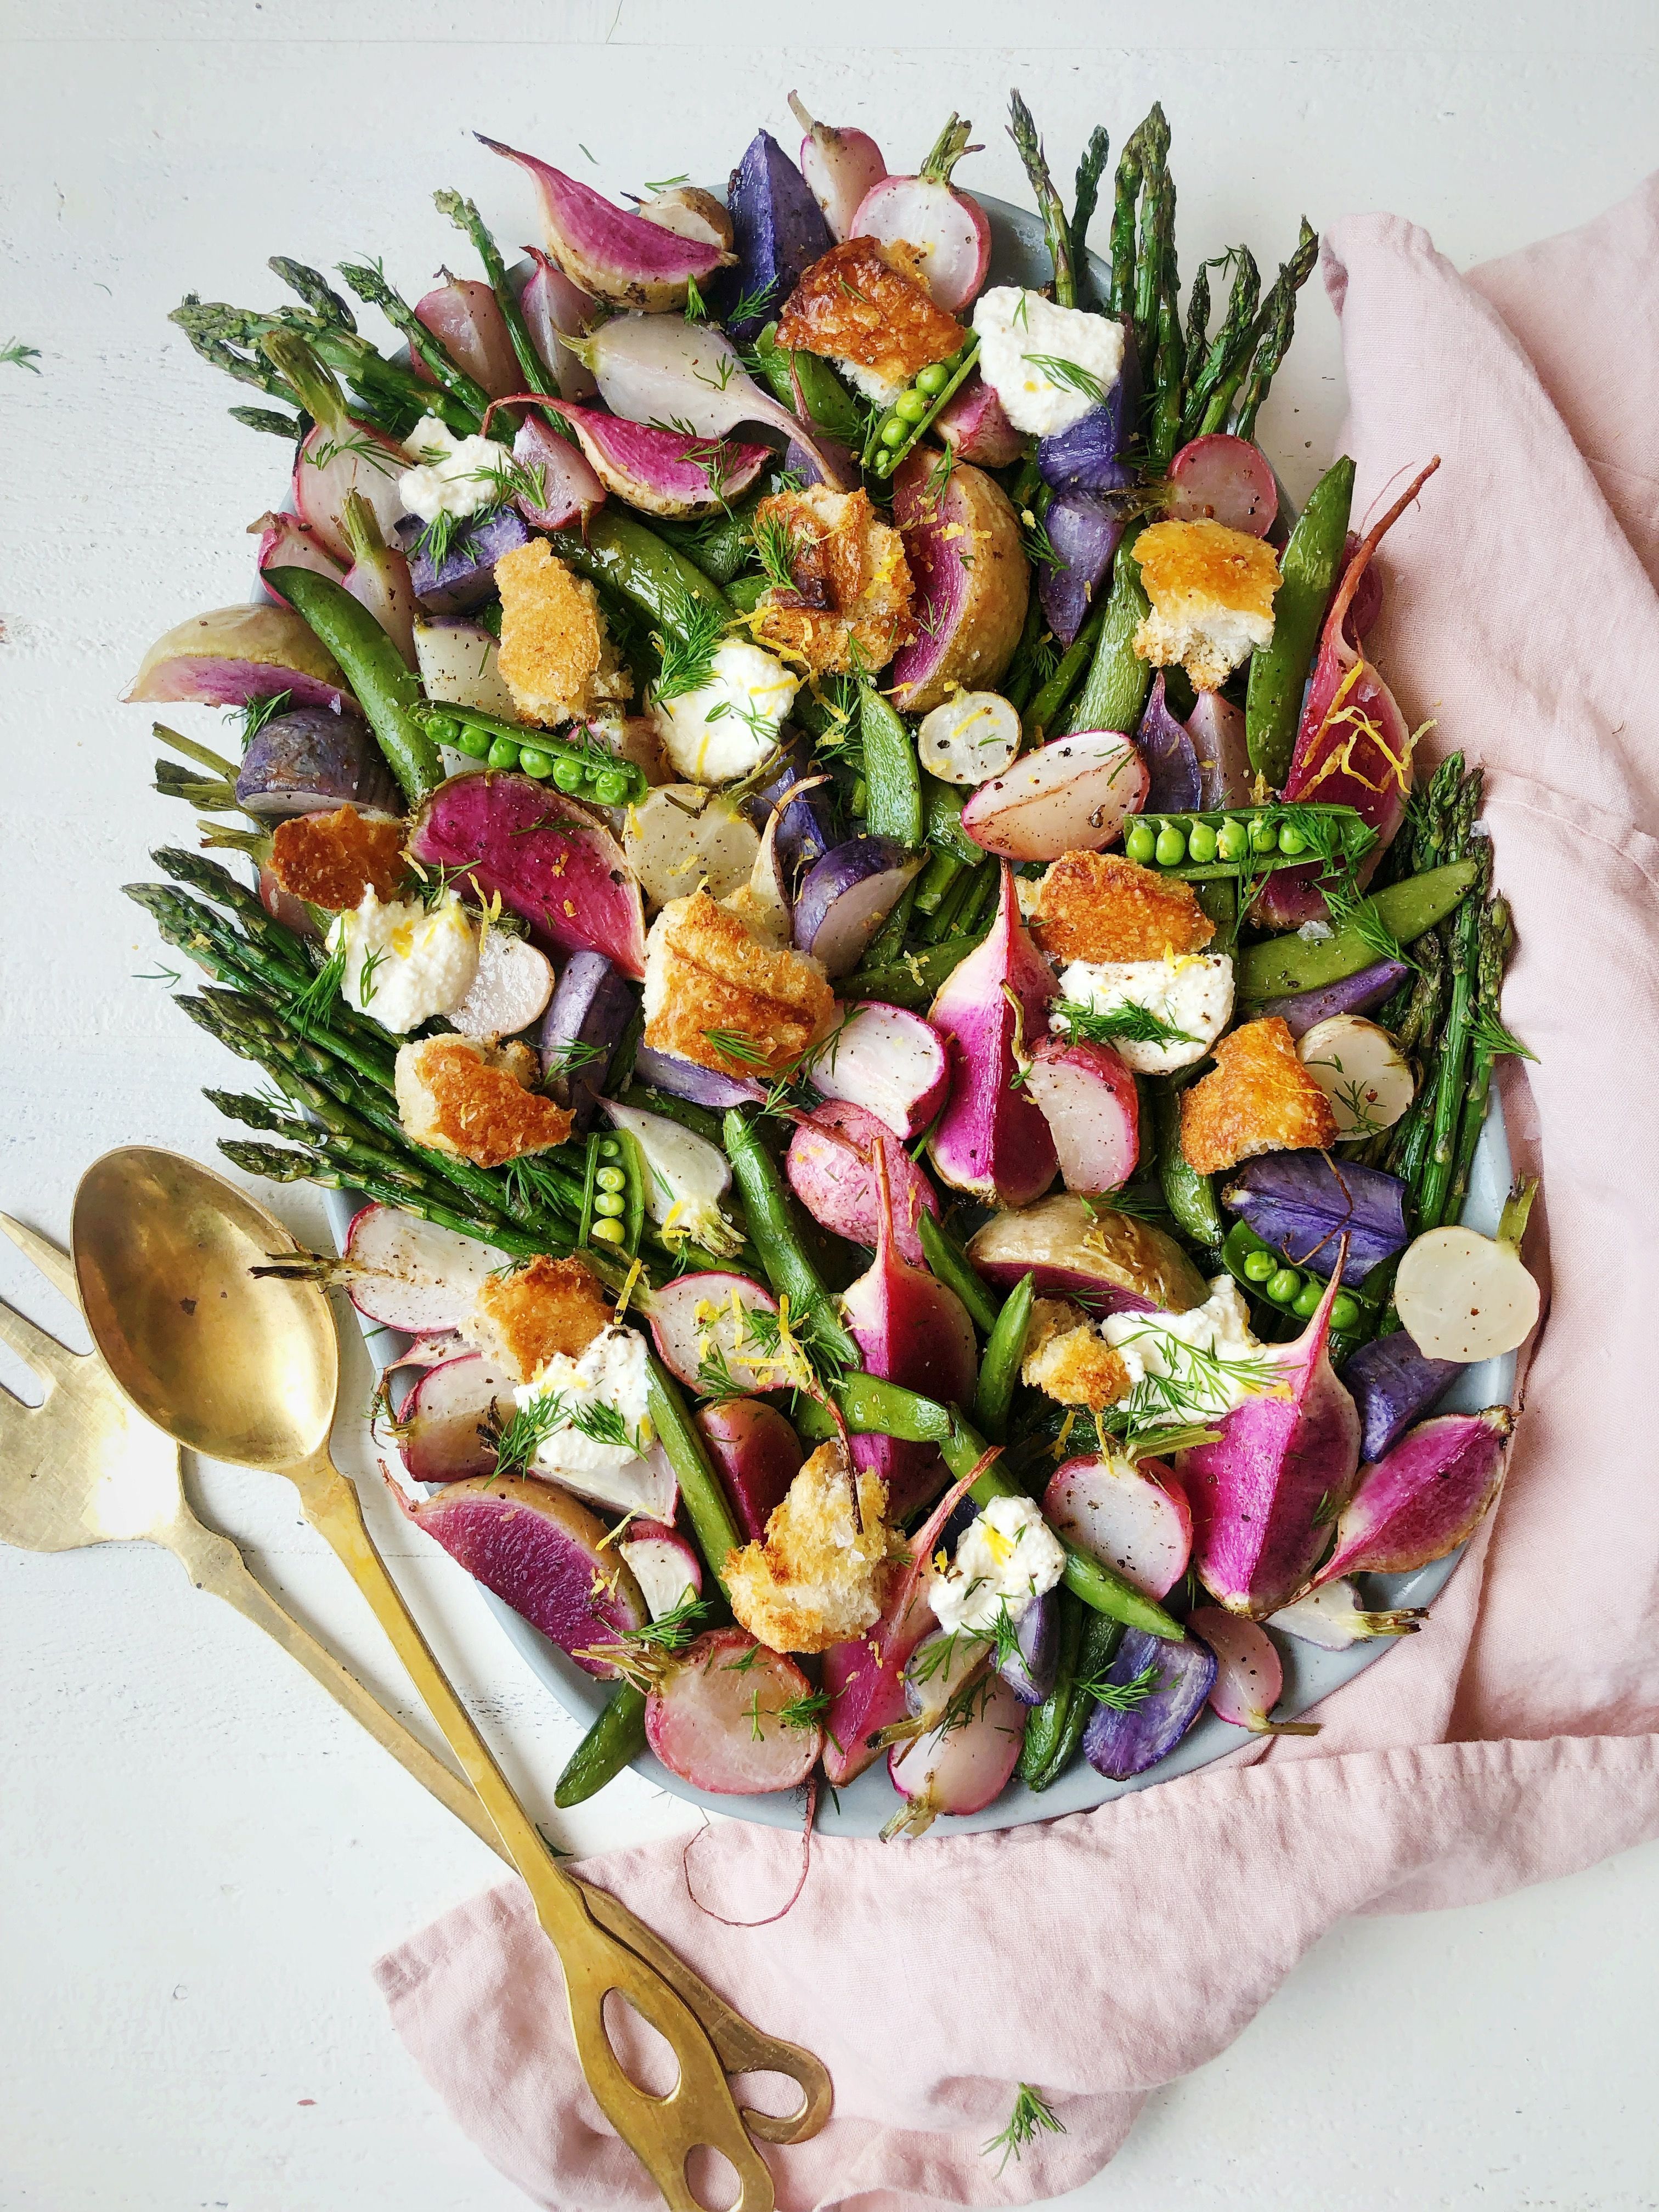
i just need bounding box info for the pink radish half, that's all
[851,117,990,312]
[934,375,1024,466]
[927,865,1058,1207]
[805,1001,949,1140]
[1043,1453,1192,1599]
[1023,1034,1139,1193]
[398,1353,518,1482]
[251,510,343,600]
[961,729,1150,862]
[1188,1606,1317,1734]
[646,1628,821,1793]
[518,248,600,399]
[789,92,887,241]
[540,398,770,520]
[695,1399,804,1543]
[414,276,522,400]
[886,1670,1026,1834]
[647,1271,795,1395]
[1313,1407,1513,1585]
[786,1099,940,1266]
[409,1475,646,1675]
[292,417,407,567]
[343,1204,510,1333]
[511,415,606,529]
[821,1577,935,1785]
[617,1522,703,1619]
[1166,435,1279,538]
[479,135,727,311]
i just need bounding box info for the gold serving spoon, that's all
[71,1146,810,2210]
[0,1207,829,2154]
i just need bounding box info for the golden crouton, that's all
[494,539,633,726]
[725,1441,901,1653]
[1021,1296,1133,1412]
[749,486,915,675]
[1132,520,1281,692]
[394,1032,574,1169]
[1180,1015,1338,1176]
[268,805,407,912]
[463,1254,613,1384]
[775,238,965,396]
[641,891,837,1080]
[1033,850,1216,965]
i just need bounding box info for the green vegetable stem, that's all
[1245,455,1355,787]
[645,1356,744,1596]
[554,1683,648,1806]
[917,1212,1003,1335]
[1017,1587,1085,1787]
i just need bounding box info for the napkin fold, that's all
[374,177,1659,2210]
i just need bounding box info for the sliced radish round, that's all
[887,1668,1026,1828]
[617,1522,703,1619]
[1393,1226,1541,1363]
[1166,435,1279,538]
[448,931,555,1045]
[343,1204,511,1334]
[1043,1453,1192,1599]
[624,785,760,910]
[851,176,990,313]
[399,1353,518,1483]
[917,692,1021,785]
[646,1271,794,1395]
[961,730,1150,862]
[1188,1606,1306,1734]
[804,1001,950,1141]
[1296,1014,1414,1136]
[387,1330,462,1370]
[646,1628,821,1793]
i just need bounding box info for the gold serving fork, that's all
[0,1212,830,2163]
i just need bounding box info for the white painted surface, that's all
[2,4,1656,2204]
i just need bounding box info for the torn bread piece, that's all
[495,539,633,726]
[461,1254,614,1385]
[725,1440,901,1654]
[641,890,836,1081]
[268,805,407,912]
[1132,519,1280,692]
[1021,1296,1133,1413]
[1180,1015,1338,1176]
[395,1032,573,1169]
[776,237,964,403]
[749,485,915,675]
[1033,850,1216,964]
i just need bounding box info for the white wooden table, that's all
[3,4,1657,2204]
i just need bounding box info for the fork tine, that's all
[0,1214,81,1308]
[0,1290,84,1386]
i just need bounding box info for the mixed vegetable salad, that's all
[128,93,1539,1837]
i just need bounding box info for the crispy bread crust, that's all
[1179,1015,1338,1175]
[642,891,836,1079]
[1033,850,1216,964]
[775,238,964,388]
[495,540,633,726]
[725,1441,899,1654]
[394,1033,574,1169]
[750,485,915,675]
[464,1255,612,1384]
[268,806,407,911]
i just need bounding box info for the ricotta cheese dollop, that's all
[398,414,512,525]
[653,640,800,784]
[512,1324,655,1493]
[1102,1276,1276,1425]
[1054,953,1234,1075]
[929,1493,1066,1638]
[972,287,1126,438]
[329,889,479,1034]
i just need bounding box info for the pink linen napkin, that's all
[373,179,1659,2209]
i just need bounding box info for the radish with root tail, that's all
[1312,1407,1514,1585]
[1188,1606,1319,1736]
[645,1628,822,1794]
[1269,1578,1427,1652]
[788,92,888,242]
[961,729,1150,862]
[851,113,991,313]
[330,1204,510,1334]
[802,1002,950,1141]
[885,1668,1026,1837]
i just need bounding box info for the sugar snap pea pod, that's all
[721,1111,862,1371]
[548,509,731,631]
[922,775,989,868]
[1018,1586,1082,1785]
[1064,525,1150,735]
[842,926,991,1011]
[1245,455,1355,787]
[1023,598,1108,740]
[263,566,443,804]
[553,1681,648,1806]
[749,321,865,444]
[417,701,647,805]
[646,1355,746,1598]
[918,1212,1002,1335]
[973,1271,1034,1442]
[1154,1082,1222,1247]
[1238,859,1480,1003]
[1035,1610,1122,1787]
[859,682,923,845]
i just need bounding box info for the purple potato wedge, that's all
[537,950,635,1130]
[1256,958,1411,1039]
[997,1588,1058,1706]
[720,129,834,340]
[234,705,400,820]
[1133,671,1204,812]
[1083,1627,1216,1780]
[631,1042,767,1109]
[793,837,922,978]
[1340,1329,1460,1463]
[1036,326,1140,496]
[397,506,533,613]
[1039,491,1124,648]
[1221,1153,1409,1281]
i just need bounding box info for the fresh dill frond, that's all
[236,689,294,748]
[779,1688,833,1731]
[683,273,708,322]
[618,1593,711,1652]
[356,945,387,1007]
[652,586,728,704]
[541,1035,608,1078]
[1324,880,1410,971]
[1019,506,1060,571]
[1,338,42,374]
[982,2084,1066,2175]
[701,1026,772,1068]
[1076,1658,1161,1710]
[567,1398,648,1455]
[1470,1008,1537,1063]
[1053,998,1197,1049]
[753,507,801,593]
[1020,352,1108,402]
[642,172,691,194]
[415,506,474,573]
[489,1389,568,1476]
[289,937,347,1035]
[725,278,779,330]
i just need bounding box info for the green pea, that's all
[1155,824,1187,866]
[1249,815,1278,853]
[593,1191,627,1219]
[880,417,909,448]
[1330,1293,1362,1330]
[517,745,554,778]
[1242,1248,1277,1284]
[1187,821,1218,864]
[599,1138,621,1159]
[871,449,897,478]
[894,390,929,424]
[1125,820,1157,865]
[594,769,631,806]
[1217,818,1248,862]
[915,363,952,396]
[595,1166,627,1194]
[1291,1280,1323,1318]
[454,723,493,760]
[590,1216,627,1244]
[552,757,585,793]
[1266,1267,1304,1305]
[426,714,462,746]
[1277,822,1308,856]
[487,736,521,770]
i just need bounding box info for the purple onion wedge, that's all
[793,838,922,978]
[1256,958,1410,1039]
[235,706,400,820]
[631,1042,766,1109]
[1340,1329,1460,1463]
[1039,491,1124,648]
[1221,1153,1409,1280]
[1133,672,1203,812]
[397,506,532,613]
[997,1590,1058,1707]
[537,951,635,1129]
[1083,1627,1216,1780]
